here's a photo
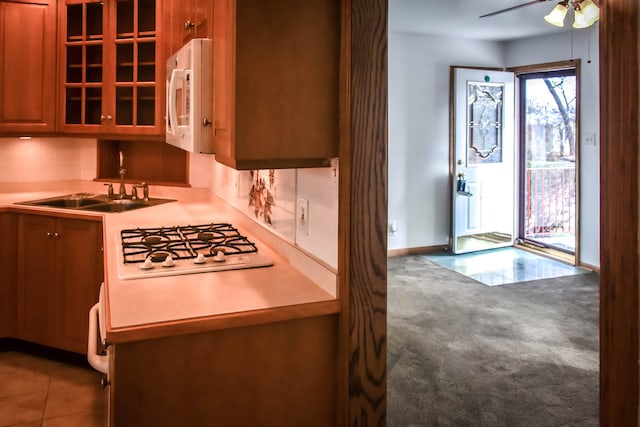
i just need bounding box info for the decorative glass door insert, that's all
[467,82,504,165]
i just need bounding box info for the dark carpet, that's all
[387,255,599,427]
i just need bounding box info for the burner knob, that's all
[162,256,175,267]
[194,253,206,264]
[140,258,154,270]
[213,251,226,262]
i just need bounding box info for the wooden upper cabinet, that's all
[59,0,164,138]
[0,0,57,134]
[213,0,340,170]
[167,0,213,56]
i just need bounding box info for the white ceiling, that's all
[389,0,569,41]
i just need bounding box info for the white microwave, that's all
[166,38,213,153]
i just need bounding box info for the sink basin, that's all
[16,193,175,213]
[32,197,105,208]
[83,198,168,213]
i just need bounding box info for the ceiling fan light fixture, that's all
[579,0,600,24]
[544,2,569,27]
[572,8,590,28]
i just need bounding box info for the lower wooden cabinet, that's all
[16,213,103,353]
[0,212,17,338]
[110,314,338,426]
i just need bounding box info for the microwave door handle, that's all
[167,68,184,136]
[166,77,172,135]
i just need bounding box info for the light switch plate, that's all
[297,197,309,236]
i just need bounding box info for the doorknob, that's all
[457,159,463,165]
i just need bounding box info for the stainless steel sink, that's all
[16,193,175,213]
[31,197,105,208]
[82,198,170,213]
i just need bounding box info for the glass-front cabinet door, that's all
[60,0,163,137]
[62,0,105,129]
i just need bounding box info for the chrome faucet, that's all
[118,150,127,199]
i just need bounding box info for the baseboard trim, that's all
[578,262,600,273]
[387,245,448,257]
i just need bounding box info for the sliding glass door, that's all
[518,68,577,255]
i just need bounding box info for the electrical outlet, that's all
[389,221,398,236]
[584,133,596,146]
[297,198,309,236]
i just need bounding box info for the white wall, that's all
[388,27,601,268]
[0,137,96,183]
[388,32,505,250]
[505,25,600,267]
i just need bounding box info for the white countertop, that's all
[1,181,338,340]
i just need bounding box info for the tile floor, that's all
[0,350,107,427]
[426,246,589,286]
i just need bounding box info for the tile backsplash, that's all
[207,155,338,270]
[0,137,96,182]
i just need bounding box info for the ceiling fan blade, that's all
[479,0,552,18]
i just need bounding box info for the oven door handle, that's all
[88,303,109,375]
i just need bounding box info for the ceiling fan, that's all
[479,0,600,28]
[479,0,552,19]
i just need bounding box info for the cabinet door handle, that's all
[100,114,113,122]
[54,232,61,239]
[46,232,52,238]
[184,20,195,30]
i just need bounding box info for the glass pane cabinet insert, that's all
[64,2,104,125]
[114,0,157,127]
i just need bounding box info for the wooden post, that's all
[338,0,388,425]
[599,0,640,425]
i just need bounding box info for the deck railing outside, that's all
[525,166,576,237]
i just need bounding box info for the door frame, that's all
[598,0,639,425]
[510,60,581,264]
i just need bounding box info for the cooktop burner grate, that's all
[121,223,259,264]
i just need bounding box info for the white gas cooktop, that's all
[116,223,273,280]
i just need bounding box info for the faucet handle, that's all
[132,183,150,202]
[103,183,114,199]
[141,182,149,201]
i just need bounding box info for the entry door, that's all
[452,67,516,254]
